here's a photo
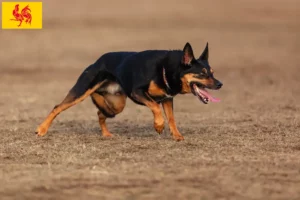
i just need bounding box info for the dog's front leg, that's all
[131,90,164,134]
[162,98,184,141]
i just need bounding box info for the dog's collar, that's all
[163,67,171,91]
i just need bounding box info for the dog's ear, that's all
[199,42,209,61]
[182,42,194,65]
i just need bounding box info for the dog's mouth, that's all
[191,83,220,104]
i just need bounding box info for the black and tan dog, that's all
[35,42,223,141]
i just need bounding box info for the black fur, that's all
[69,43,222,106]
[35,42,224,140]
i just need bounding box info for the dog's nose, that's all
[216,81,223,89]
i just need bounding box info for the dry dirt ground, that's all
[1,0,300,199]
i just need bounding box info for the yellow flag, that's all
[2,2,42,29]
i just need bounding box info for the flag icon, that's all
[2,2,42,29]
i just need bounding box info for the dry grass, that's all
[1,0,300,199]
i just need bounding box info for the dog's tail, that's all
[68,64,104,98]
[66,51,133,101]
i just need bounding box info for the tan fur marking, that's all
[133,92,164,134]
[104,94,126,114]
[91,93,114,116]
[97,111,113,137]
[92,93,127,137]
[180,73,215,93]
[148,81,166,96]
[92,92,127,115]
[180,73,194,93]
[162,99,184,141]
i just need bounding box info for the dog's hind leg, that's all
[162,98,184,141]
[97,110,113,137]
[35,81,107,136]
[91,91,127,137]
[131,90,164,134]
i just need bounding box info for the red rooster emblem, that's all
[10,4,32,27]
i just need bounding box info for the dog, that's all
[35,42,223,141]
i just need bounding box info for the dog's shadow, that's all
[52,118,207,139]
[53,120,165,138]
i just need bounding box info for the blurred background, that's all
[1,0,299,109]
[1,0,299,125]
[1,0,300,199]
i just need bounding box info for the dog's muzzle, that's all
[191,83,221,104]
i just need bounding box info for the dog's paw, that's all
[35,126,48,136]
[102,131,114,138]
[172,133,184,141]
[154,120,165,134]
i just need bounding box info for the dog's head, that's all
[179,42,223,104]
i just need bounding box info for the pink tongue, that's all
[199,88,221,103]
